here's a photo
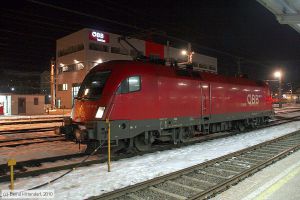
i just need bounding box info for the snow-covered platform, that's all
[213,148,300,200]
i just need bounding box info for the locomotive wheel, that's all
[238,122,245,131]
[134,133,152,152]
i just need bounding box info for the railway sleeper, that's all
[201,166,238,178]
[155,181,202,198]
[174,176,214,190]
[214,163,248,172]
[188,171,226,185]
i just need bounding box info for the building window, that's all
[57,44,84,57]
[72,83,80,97]
[111,47,129,55]
[111,46,120,54]
[34,97,39,105]
[89,43,109,52]
[58,84,68,91]
[63,84,68,90]
[58,63,85,74]
[72,84,80,105]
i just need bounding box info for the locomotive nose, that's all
[72,100,100,122]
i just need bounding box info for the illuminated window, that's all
[58,84,68,91]
[72,83,80,105]
[63,84,68,90]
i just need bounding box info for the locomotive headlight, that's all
[70,108,74,119]
[95,106,105,119]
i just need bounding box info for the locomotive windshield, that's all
[77,71,111,100]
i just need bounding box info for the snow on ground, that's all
[1,121,300,200]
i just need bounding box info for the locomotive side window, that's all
[117,76,141,94]
[128,76,140,92]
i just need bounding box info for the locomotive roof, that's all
[93,60,267,87]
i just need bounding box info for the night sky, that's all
[0,0,299,85]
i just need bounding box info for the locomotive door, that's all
[201,83,211,118]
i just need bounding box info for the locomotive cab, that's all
[60,68,113,142]
[60,61,144,146]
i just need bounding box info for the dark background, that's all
[0,0,299,87]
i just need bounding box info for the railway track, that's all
[0,135,65,148]
[89,130,300,200]
[276,109,300,114]
[0,152,88,180]
[0,127,55,135]
[0,118,63,126]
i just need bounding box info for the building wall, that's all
[56,28,218,108]
[11,95,45,115]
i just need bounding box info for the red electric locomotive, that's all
[60,60,274,151]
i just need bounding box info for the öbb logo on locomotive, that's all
[247,94,261,105]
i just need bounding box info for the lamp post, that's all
[274,71,282,108]
[181,43,194,64]
[50,58,55,110]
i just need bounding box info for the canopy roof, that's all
[258,0,300,33]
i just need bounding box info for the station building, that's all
[56,28,218,108]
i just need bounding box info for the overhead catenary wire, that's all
[27,0,145,32]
